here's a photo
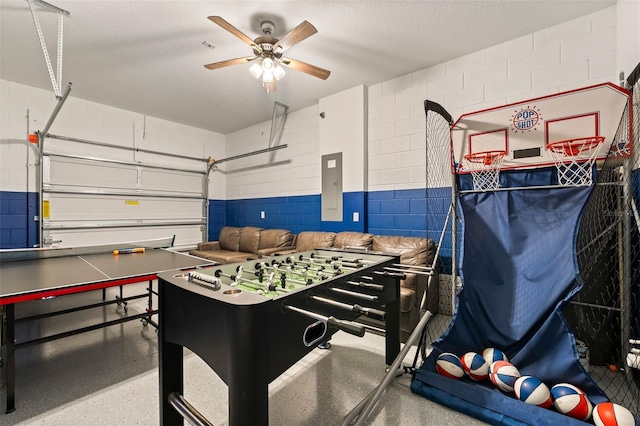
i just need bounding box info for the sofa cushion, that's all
[218,227,241,251]
[198,249,256,264]
[372,235,428,265]
[238,226,263,254]
[333,232,373,250]
[188,249,217,261]
[295,231,336,252]
[258,229,294,250]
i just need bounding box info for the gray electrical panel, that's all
[321,153,343,221]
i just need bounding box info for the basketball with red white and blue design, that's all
[461,352,489,381]
[551,383,593,421]
[513,376,552,408]
[436,352,464,379]
[593,402,636,426]
[482,347,509,366]
[489,360,521,392]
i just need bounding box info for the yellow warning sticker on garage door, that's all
[42,200,50,219]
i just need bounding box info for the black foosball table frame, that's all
[158,249,403,425]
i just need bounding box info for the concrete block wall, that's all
[222,86,368,237]
[224,105,320,200]
[366,5,621,263]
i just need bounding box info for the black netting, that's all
[567,78,640,416]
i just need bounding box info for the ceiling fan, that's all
[204,16,331,93]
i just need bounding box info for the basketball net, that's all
[463,151,506,192]
[547,136,605,187]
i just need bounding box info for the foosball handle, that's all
[326,316,366,337]
[356,305,386,321]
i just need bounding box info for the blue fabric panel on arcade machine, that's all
[411,170,609,425]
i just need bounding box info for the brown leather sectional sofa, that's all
[191,227,439,340]
[189,226,294,264]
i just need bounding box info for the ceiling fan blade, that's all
[280,57,331,80]
[208,16,257,48]
[272,21,317,53]
[204,56,257,70]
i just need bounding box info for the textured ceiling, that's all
[0,0,616,134]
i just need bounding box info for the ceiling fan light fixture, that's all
[208,17,331,93]
[262,70,274,83]
[273,64,286,80]
[263,80,277,93]
[262,57,275,72]
[206,17,330,93]
[249,61,263,78]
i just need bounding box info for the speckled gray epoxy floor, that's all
[0,284,487,425]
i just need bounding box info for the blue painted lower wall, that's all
[368,188,427,237]
[221,192,366,240]
[0,191,38,249]
[0,189,451,260]
[208,199,226,242]
[217,188,453,267]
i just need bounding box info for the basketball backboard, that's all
[451,83,631,174]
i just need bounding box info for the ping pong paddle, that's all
[113,248,145,255]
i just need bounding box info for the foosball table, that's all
[158,249,403,426]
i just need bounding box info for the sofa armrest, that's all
[197,241,220,251]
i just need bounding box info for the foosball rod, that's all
[311,295,385,320]
[297,254,348,265]
[266,259,328,275]
[253,263,315,286]
[251,268,282,285]
[276,260,335,279]
[345,280,384,292]
[283,256,334,272]
[284,260,342,278]
[241,275,291,293]
[314,256,363,269]
[391,263,434,272]
[214,269,289,293]
[309,252,375,265]
[373,270,406,279]
[235,266,283,290]
[283,304,365,337]
[383,266,433,276]
[298,255,358,271]
[329,287,378,302]
[286,265,331,281]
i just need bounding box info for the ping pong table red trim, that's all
[0,248,213,414]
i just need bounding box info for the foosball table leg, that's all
[159,340,184,425]
[384,298,401,366]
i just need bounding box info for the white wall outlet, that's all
[353,212,359,222]
[261,211,265,219]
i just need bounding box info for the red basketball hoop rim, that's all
[547,136,605,157]
[464,150,507,166]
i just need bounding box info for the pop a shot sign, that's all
[510,107,542,133]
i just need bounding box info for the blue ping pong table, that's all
[0,244,213,414]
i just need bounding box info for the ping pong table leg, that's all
[4,304,15,414]
[115,286,128,313]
